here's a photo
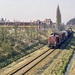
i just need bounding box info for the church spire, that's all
[56,5,61,30]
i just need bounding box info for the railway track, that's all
[8,48,54,75]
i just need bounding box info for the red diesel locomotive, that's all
[48,28,72,48]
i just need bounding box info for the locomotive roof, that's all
[50,33,59,37]
[50,33,59,35]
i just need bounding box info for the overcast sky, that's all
[0,0,75,24]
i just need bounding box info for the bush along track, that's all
[0,40,47,69]
[40,50,74,75]
[69,52,75,75]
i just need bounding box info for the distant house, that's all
[44,19,52,26]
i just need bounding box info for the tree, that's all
[14,23,18,39]
[0,27,8,42]
[29,24,35,42]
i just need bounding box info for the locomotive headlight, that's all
[48,41,50,45]
[55,42,56,44]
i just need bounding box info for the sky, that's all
[0,0,75,24]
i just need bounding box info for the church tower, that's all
[56,5,61,30]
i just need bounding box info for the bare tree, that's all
[14,22,18,39]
